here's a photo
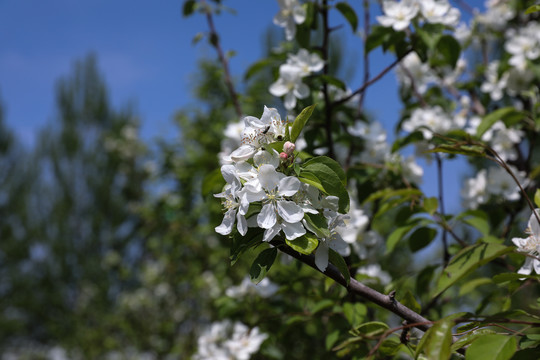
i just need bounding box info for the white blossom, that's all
[512,209,540,276]
[377,0,419,31]
[395,52,435,94]
[269,63,310,110]
[480,61,509,101]
[287,48,324,76]
[402,106,454,140]
[273,0,306,41]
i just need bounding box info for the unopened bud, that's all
[279,152,289,161]
[283,141,295,155]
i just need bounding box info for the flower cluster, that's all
[193,320,268,360]
[270,48,324,110]
[215,106,356,271]
[377,0,460,31]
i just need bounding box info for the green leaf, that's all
[303,155,347,185]
[535,189,540,208]
[379,338,402,356]
[304,212,331,239]
[386,223,417,254]
[465,334,516,360]
[416,318,453,360]
[365,25,394,53]
[407,227,437,252]
[450,329,496,352]
[230,228,263,265]
[300,157,350,213]
[244,58,273,80]
[351,321,389,337]
[458,277,492,296]
[430,35,460,68]
[423,197,438,215]
[311,299,335,315]
[335,2,358,32]
[264,140,286,154]
[492,272,539,283]
[329,248,350,285]
[290,104,316,143]
[318,74,347,91]
[286,232,319,255]
[249,247,277,284]
[476,107,525,138]
[392,131,424,152]
[429,144,486,157]
[182,0,197,16]
[399,290,422,314]
[432,243,514,299]
[458,210,490,237]
[363,188,423,204]
[202,167,225,196]
[343,302,367,326]
[525,4,540,14]
[325,330,340,351]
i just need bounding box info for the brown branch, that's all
[201,0,243,118]
[333,49,413,107]
[271,239,434,332]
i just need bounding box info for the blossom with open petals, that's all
[269,64,309,110]
[273,0,306,41]
[377,0,419,31]
[512,209,540,276]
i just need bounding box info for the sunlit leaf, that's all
[250,247,277,284]
[465,334,516,360]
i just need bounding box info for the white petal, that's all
[215,209,236,235]
[534,259,540,275]
[284,92,297,110]
[518,257,533,276]
[293,5,306,24]
[269,79,289,97]
[278,176,300,196]
[230,144,257,162]
[529,209,540,238]
[258,203,277,229]
[277,200,304,223]
[281,220,306,240]
[259,164,281,191]
[294,82,310,99]
[315,242,329,272]
[263,223,282,242]
[254,149,280,168]
[237,212,247,236]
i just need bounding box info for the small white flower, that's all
[512,209,540,276]
[244,164,305,242]
[269,63,310,110]
[481,61,509,101]
[214,165,249,236]
[418,0,460,26]
[402,106,453,140]
[273,0,306,41]
[287,48,324,76]
[395,52,435,94]
[377,0,419,31]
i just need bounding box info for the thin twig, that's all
[201,0,243,118]
[436,154,450,266]
[333,49,413,107]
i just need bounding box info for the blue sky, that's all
[0,0,478,212]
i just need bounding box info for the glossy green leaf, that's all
[432,243,514,299]
[335,2,358,32]
[304,212,331,238]
[290,104,316,143]
[407,227,437,252]
[450,329,496,352]
[476,107,524,138]
[458,210,490,237]
[465,334,516,360]
[525,4,540,14]
[303,155,347,185]
[301,157,349,213]
[416,318,453,360]
[286,232,319,255]
[429,144,486,157]
[492,272,539,283]
[430,35,460,68]
[249,247,277,284]
[202,167,225,196]
[230,228,263,265]
[329,248,350,285]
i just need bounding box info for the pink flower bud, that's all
[283,141,295,155]
[279,152,289,161]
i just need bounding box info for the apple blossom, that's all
[273,0,306,41]
[377,0,419,31]
[512,209,540,276]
